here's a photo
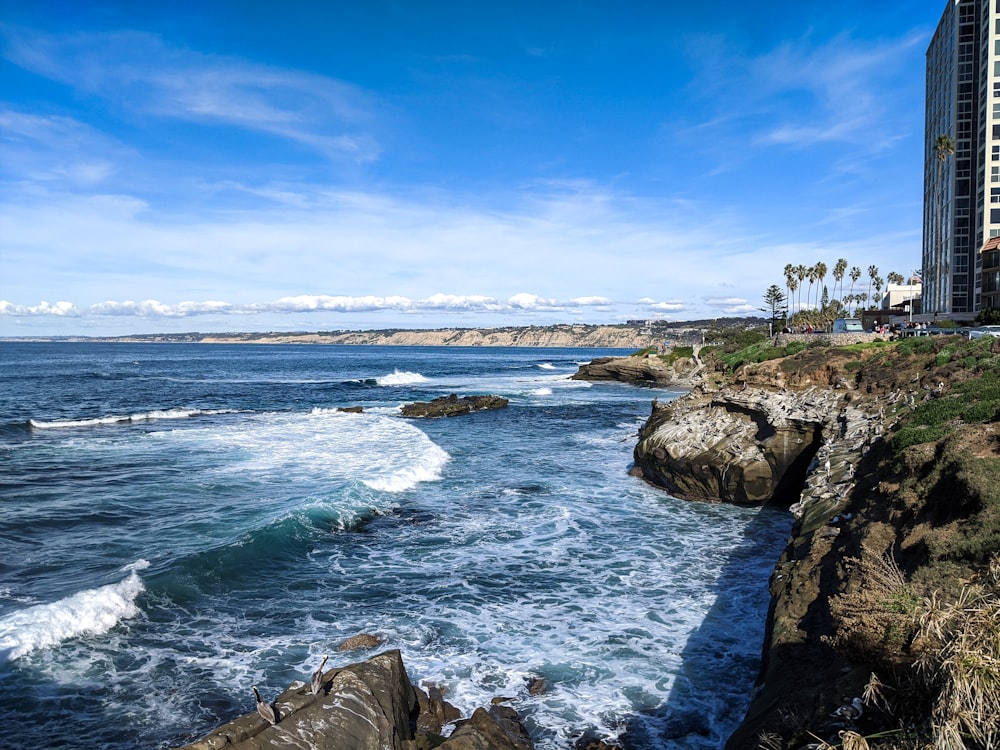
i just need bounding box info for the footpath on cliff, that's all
[593,331,1000,749]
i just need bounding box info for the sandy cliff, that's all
[198,324,662,348]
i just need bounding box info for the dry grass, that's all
[915,557,1000,750]
[827,549,921,661]
[827,551,1000,749]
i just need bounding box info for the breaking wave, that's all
[375,370,429,386]
[0,561,149,661]
[29,409,234,429]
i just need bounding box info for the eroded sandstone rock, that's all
[176,650,535,750]
[177,650,418,750]
[633,388,839,505]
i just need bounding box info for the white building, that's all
[880,282,923,315]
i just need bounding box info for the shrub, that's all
[894,424,949,451]
[828,549,921,658]
[782,340,809,357]
[895,336,939,356]
[935,344,957,367]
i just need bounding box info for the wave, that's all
[375,369,429,386]
[29,408,236,430]
[530,387,553,396]
[363,459,448,492]
[0,561,149,661]
[537,363,557,370]
[199,409,450,496]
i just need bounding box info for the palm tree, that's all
[934,134,955,171]
[783,264,795,314]
[788,277,799,316]
[833,258,848,307]
[806,265,818,310]
[886,271,904,287]
[815,261,828,311]
[873,275,884,309]
[795,264,808,315]
[931,135,955,317]
[867,265,879,310]
[849,266,862,306]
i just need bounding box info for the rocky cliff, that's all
[629,335,1000,748]
[199,324,662,348]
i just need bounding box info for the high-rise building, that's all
[922,0,997,314]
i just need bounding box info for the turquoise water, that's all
[0,343,791,748]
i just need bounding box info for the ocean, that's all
[0,343,792,749]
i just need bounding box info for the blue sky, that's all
[1,1,940,335]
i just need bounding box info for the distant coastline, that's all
[1,319,763,348]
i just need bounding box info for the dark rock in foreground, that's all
[401,394,508,418]
[176,649,533,750]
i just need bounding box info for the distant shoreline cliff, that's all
[4,318,770,348]
[4,322,710,348]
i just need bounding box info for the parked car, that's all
[969,325,1000,339]
[832,317,864,333]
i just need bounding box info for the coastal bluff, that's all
[613,336,1000,747]
[37,323,669,348]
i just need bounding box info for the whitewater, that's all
[0,343,791,748]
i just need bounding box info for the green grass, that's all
[891,371,1000,451]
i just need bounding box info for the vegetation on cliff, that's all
[702,333,1000,749]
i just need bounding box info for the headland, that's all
[599,330,1000,748]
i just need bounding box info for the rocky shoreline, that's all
[179,334,1000,748]
[618,335,1000,747]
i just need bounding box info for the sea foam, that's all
[0,561,149,661]
[29,409,232,429]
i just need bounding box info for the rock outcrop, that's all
[630,334,1000,747]
[571,354,700,387]
[401,394,509,418]
[632,386,874,506]
[177,650,533,750]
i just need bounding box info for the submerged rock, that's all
[401,394,508,418]
[337,632,385,651]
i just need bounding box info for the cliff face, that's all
[629,336,1000,748]
[198,324,663,348]
[633,387,861,506]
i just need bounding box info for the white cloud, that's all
[685,30,925,153]
[2,28,380,162]
[0,300,80,316]
[0,293,619,320]
[647,301,687,312]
